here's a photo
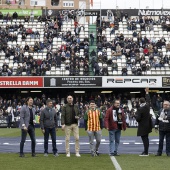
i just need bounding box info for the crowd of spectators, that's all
[0,10,90,76]
[0,91,170,128]
[0,10,170,76]
[95,12,170,76]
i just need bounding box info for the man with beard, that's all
[104,100,126,156]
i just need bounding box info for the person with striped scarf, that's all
[84,100,103,157]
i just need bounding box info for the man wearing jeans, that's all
[61,95,81,157]
[84,100,103,156]
[104,100,126,156]
[19,97,36,157]
[40,99,59,157]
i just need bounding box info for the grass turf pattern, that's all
[116,154,170,170]
[0,128,159,137]
[0,153,113,170]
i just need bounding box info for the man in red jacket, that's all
[104,100,126,156]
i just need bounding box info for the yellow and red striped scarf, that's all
[87,109,101,131]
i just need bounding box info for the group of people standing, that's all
[19,88,170,157]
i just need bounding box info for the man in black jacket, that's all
[155,101,170,156]
[135,88,152,156]
[40,99,59,157]
[61,95,81,157]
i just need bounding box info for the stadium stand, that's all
[0,11,170,76]
[0,11,89,76]
[96,14,170,76]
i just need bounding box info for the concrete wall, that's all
[0,0,90,10]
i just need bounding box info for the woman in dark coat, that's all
[135,88,152,156]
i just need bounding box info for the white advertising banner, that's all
[102,76,162,88]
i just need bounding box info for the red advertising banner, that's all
[0,77,43,88]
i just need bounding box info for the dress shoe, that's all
[19,154,25,158]
[114,152,120,156]
[155,153,162,156]
[109,153,115,156]
[139,152,149,156]
[32,153,37,157]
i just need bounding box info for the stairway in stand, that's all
[88,24,97,76]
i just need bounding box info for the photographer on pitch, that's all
[155,101,170,157]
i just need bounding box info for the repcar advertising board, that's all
[102,76,162,88]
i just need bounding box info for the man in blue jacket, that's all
[40,99,59,157]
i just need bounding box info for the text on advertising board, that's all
[0,77,43,88]
[138,9,170,16]
[107,78,157,83]
[44,77,102,87]
[102,76,162,88]
[162,77,170,87]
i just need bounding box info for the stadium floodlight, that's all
[74,91,85,93]
[30,91,42,93]
[21,91,29,93]
[130,91,141,94]
[157,91,164,93]
[101,91,113,93]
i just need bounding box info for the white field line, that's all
[110,156,122,170]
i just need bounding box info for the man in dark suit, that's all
[40,99,59,157]
[135,88,152,156]
[19,97,36,157]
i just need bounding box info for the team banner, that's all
[44,77,102,88]
[104,9,170,16]
[102,76,162,88]
[0,77,43,88]
[162,77,170,87]
[0,9,42,16]
[43,9,170,17]
[43,9,100,16]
